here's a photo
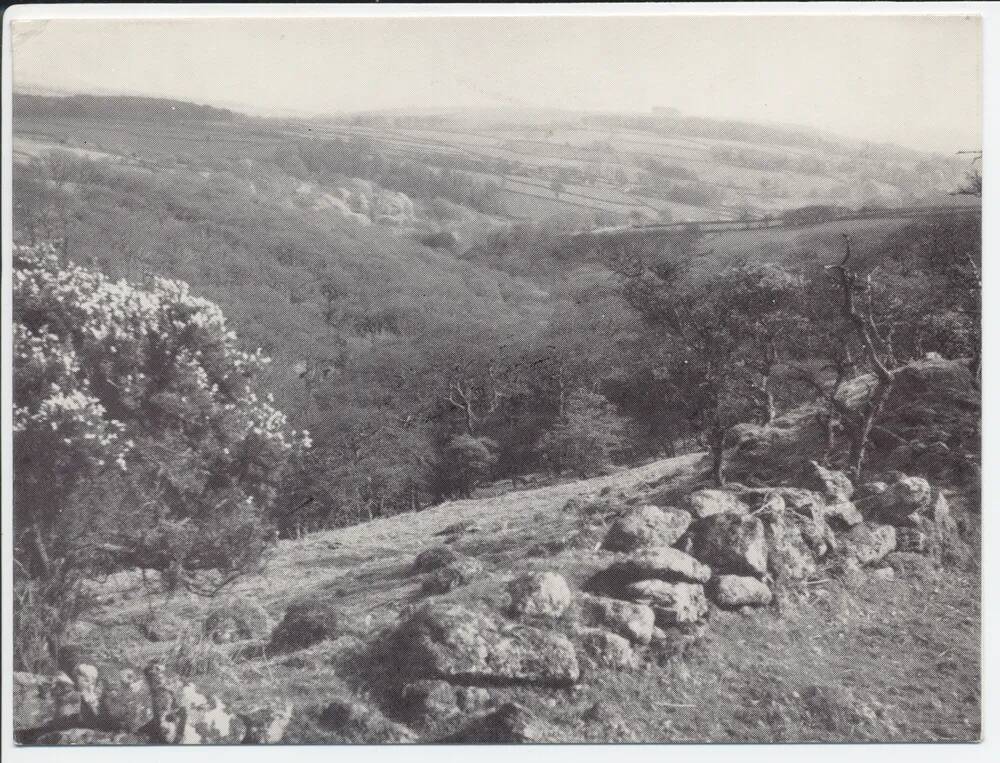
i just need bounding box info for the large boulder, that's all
[597,547,711,590]
[839,524,897,566]
[388,602,580,687]
[508,571,573,619]
[691,513,768,577]
[576,594,656,645]
[684,489,749,520]
[268,601,340,654]
[623,580,708,625]
[710,575,773,608]
[575,628,640,671]
[14,672,81,731]
[602,505,691,551]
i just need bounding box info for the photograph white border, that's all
[2,4,994,762]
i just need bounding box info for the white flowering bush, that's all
[13,243,308,612]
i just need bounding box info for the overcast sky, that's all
[12,14,982,153]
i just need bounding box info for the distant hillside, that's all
[12,92,240,123]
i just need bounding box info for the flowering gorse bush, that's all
[13,243,308,600]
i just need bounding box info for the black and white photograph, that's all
[2,4,988,749]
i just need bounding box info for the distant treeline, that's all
[13,92,239,123]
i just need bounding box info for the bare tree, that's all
[826,235,899,480]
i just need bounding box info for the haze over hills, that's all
[13,90,973,229]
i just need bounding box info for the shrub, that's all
[13,243,308,668]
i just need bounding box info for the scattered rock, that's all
[598,546,711,588]
[624,580,708,625]
[202,598,273,644]
[508,571,573,618]
[422,557,484,594]
[439,703,549,743]
[412,545,461,573]
[575,628,639,671]
[710,575,773,608]
[14,671,80,731]
[839,524,897,566]
[319,698,416,743]
[602,505,692,551]
[684,489,749,519]
[691,513,768,577]
[804,461,854,502]
[577,594,656,645]
[268,601,340,654]
[388,602,580,687]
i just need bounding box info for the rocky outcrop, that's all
[17,661,292,745]
[387,602,580,687]
[602,505,692,551]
